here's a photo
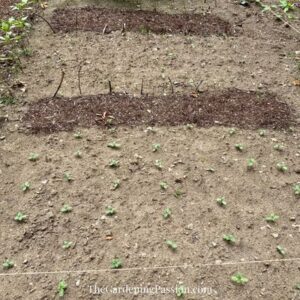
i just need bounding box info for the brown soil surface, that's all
[51,7,236,36]
[23,89,294,133]
[1,0,300,299]
[0,0,17,19]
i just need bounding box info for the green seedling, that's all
[14,212,27,222]
[105,206,116,216]
[216,196,226,207]
[276,245,286,256]
[160,181,168,190]
[57,280,67,297]
[74,132,82,139]
[293,183,300,197]
[276,162,288,172]
[62,241,72,249]
[74,150,82,158]
[231,273,248,285]
[111,179,120,190]
[21,182,30,192]
[223,234,236,244]
[174,189,184,198]
[247,158,256,170]
[60,204,72,213]
[265,213,279,223]
[152,143,161,152]
[28,153,39,161]
[295,283,300,290]
[63,172,73,182]
[205,167,215,173]
[108,159,119,168]
[235,144,244,152]
[0,95,16,105]
[259,129,267,136]
[111,258,122,269]
[229,128,236,136]
[273,144,284,151]
[279,0,294,12]
[176,285,186,298]
[107,141,121,149]
[166,240,177,251]
[163,208,171,219]
[186,124,193,130]
[3,259,14,270]
[154,160,163,170]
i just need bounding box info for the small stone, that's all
[272,233,279,238]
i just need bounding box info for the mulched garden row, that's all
[23,89,293,133]
[51,7,236,36]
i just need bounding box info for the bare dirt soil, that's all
[0,0,300,299]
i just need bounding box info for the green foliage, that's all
[15,212,27,222]
[223,234,236,244]
[21,181,30,192]
[57,280,67,297]
[216,196,226,207]
[3,259,14,269]
[265,213,279,223]
[60,204,72,213]
[105,206,116,216]
[111,258,122,269]
[166,240,177,251]
[293,183,300,197]
[231,273,248,285]
[162,208,171,219]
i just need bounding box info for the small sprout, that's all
[160,181,168,190]
[74,132,82,139]
[276,245,286,256]
[57,280,67,297]
[14,212,27,222]
[231,273,248,285]
[108,159,119,168]
[295,283,300,290]
[265,213,279,223]
[247,158,256,170]
[63,172,73,182]
[259,129,267,136]
[3,259,14,270]
[105,206,116,216]
[228,128,236,136]
[62,241,72,249]
[174,189,183,198]
[216,196,226,207]
[205,167,215,173]
[166,240,177,251]
[152,143,161,152]
[111,258,122,269]
[176,285,186,298]
[21,182,30,192]
[163,208,171,219]
[107,141,121,149]
[111,179,120,190]
[154,160,163,170]
[186,124,194,130]
[273,144,284,151]
[60,204,72,213]
[276,162,288,173]
[293,183,300,197]
[74,150,82,158]
[28,153,39,161]
[223,234,236,244]
[235,144,244,152]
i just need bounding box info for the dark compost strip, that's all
[51,7,236,36]
[23,89,293,133]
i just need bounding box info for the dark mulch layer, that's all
[51,7,236,36]
[23,89,293,133]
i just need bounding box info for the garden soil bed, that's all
[51,7,236,36]
[23,89,293,133]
